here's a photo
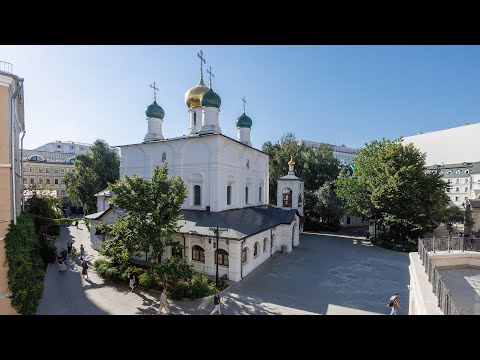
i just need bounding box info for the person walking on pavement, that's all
[67,241,72,254]
[81,259,89,280]
[388,292,401,315]
[129,273,136,293]
[210,289,224,315]
[61,247,67,261]
[156,283,170,315]
[80,244,85,260]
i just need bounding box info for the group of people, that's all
[57,240,88,280]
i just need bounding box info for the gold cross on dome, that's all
[150,82,159,101]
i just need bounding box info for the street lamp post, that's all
[210,226,228,289]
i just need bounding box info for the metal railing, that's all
[420,236,480,253]
[0,61,13,74]
[418,238,465,315]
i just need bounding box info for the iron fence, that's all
[418,238,465,315]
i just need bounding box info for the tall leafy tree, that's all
[64,139,119,214]
[306,181,344,227]
[106,164,187,268]
[335,138,450,241]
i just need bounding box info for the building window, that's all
[245,187,249,204]
[23,177,27,184]
[465,187,469,192]
[447,179,451,183]
[242,247,248,263]
[57,145,61,149]
[192,245,205,262]
[254,242,259,257]
[466,170,470,174]
[282,187,292,207]
[54,168,59,174]
[455,196,459,202]
[30,178,34,184]
[440,171,444,175]
[61,190,66,196]
[215,249,229,266]
[456,170,461,174]
[39,178,43,184]
[45,168,50,174]
[347,216,351,225]
[23,166,26,173]
[447,170,452,175]
[80,147,84,150]
[456,187,460,192]
[227,185,232,205]
[60,168,64,174]
[193,112,197,126]
[456,179,460,183]
[46,179,50,184]
[259,187,262,202]
[29,167,34,173]
[263,238,267,252]
[193,185,201,206]
[172,246,182,258]
[70,145,74,150]
[162,152,166,162]
[54,178,59,185]
[61,179,65,185]
[38,167,43,174]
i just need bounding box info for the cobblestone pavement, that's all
[37,224,410,315]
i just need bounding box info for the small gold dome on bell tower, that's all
[288,156,295,166]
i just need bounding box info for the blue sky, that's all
[1,45,480,150]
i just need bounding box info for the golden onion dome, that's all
[288,156,295,166]
[185,76,209,109]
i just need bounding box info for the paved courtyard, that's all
[37,224,410,315]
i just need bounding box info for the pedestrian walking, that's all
[210,289,223,315]
[156,283,170,315]
[81,259,89,280]
[129,273,136,293]
[366,231,371,241]
[61,248,67,261]
[80,244,85,260]
[67,241,72,254]
[388,292,401,315]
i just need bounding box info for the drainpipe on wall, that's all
[20,130,26,212]
[270,228,273,257]
[241,238,246,279]
[182,234,186,258]
[10,78,24,225]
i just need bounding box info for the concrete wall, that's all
[408,252,443,315]
[403,123,480,166]
[430,252,480,269]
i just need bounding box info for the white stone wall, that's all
[403,123,480,166]
[96,196,110,213]
[119,134,269,212]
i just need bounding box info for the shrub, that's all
[155,257,193,286]
[4,213,45,314]
[120,266,146,283]
[188,272,216,299]
[138,272,159,289]
[39,237,57,266]
[167,281,190,300]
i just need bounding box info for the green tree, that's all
[106,164,187,271]
[25,184,63,265]
[441,205,465,235]
[335,138,450,242]
[64,139,119,215]
[306,181,344,228]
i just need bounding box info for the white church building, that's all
[87,53,304,282]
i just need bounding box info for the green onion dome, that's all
[145,101,165,119]
[201,88,221,108]
[236,112,252,128]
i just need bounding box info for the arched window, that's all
[192,245,204,262]
[298,193,303,206]
[254,242,259,257]
[227,185,232,205]
[242,247,248,263]
[193,112,197,126]
[215,249,229,266]
[172,246,182,258]
[162,152,167,162]
[193,185,201,206]
[456,170,461,174]
[259,187,262,202]
[245,186,249,204]
[466,169,470,174]
[263,238,268,252]
[29,155,44,162]
[283,187,292,207]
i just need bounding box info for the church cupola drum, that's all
[144,82,165,142]
[199,65,222,134]
[186,50,209,134]
[236,96,253,146]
